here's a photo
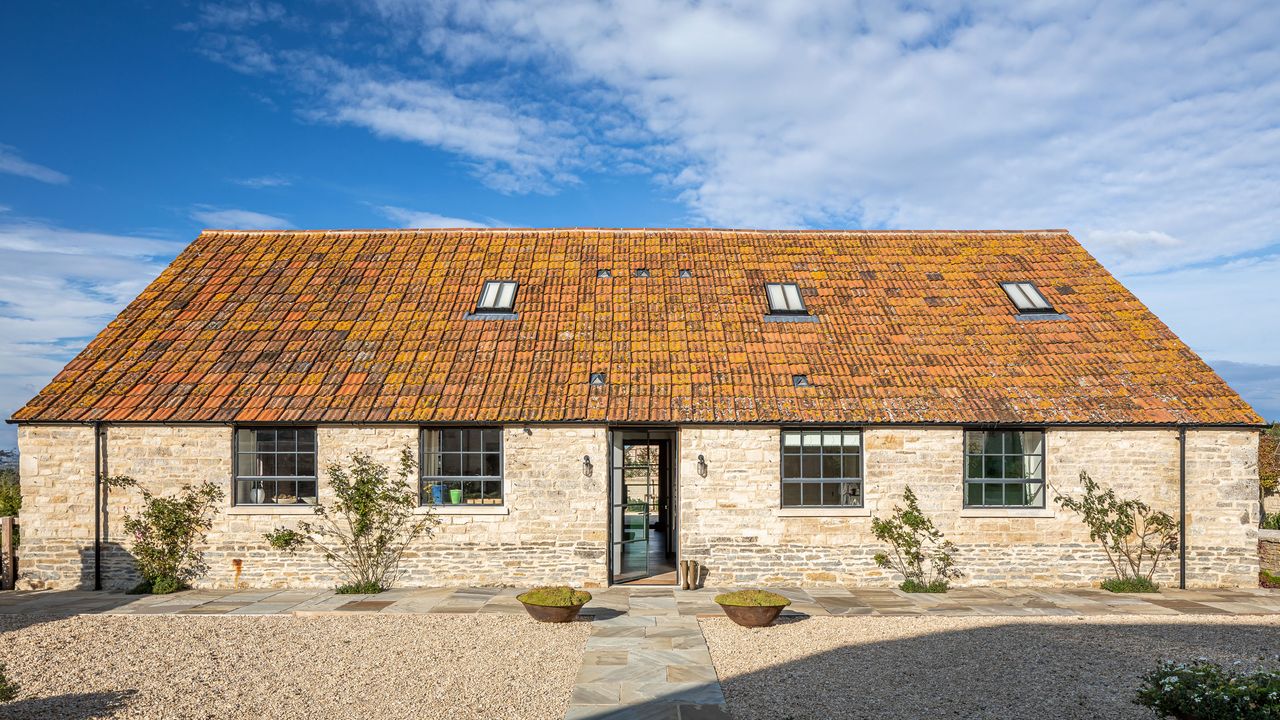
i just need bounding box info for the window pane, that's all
[1026,483,1045,507]
[782,284,803,310]
[983,455,1002,479]
[483,429,501,452]
[462,429,481,452]
[802,482,822,506]
[478,282,500,308]
[842,454,860,479]
[843,431,861,450]
[297,480,317,503]
[966,456,982,479]
[822,432,842,447]
[841,482,861,506]
[483,453,500,477]
[463,480,483,502]
[1004,455,1023,479]
[965,431,984,454]
[966,483,983,506]
[297,453,316,478]
[276,429,297,453]
[1021,431,1044,455]
[297,430,316,452]
[822,454,842,479]
[766,284,786,310]
[496,282,516,308]
[1006,432,1024,454]
[802,454,821,479]
[984,483,1004,506]
[821,483,842,505]
[258,454,277,476]
[984,432,1004,454]
[237,453,256,477]
[463,454,483,477]
[782,454,801,479]
[276,453,296,477]
[1024,455,1043,479]
[802,432,821,447]
[441,430,462,452]
[236,428,255,452]
[782,432,801,448]
[441,453,462,476]
[782,483,802,506]
[1005,483,1025,506]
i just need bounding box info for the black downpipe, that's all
[93,422,103,591]
[1179,426,1187,590]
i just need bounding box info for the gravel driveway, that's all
[0,614,588,719]
[702,614,1280,720]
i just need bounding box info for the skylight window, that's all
[765,283,807,314]
[476,280,518,313]
[1000,282,1054,314]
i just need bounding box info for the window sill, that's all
[775,507,870,518]
[226,505,317,515]
[416,505,510,516]
[959,508,1054,518]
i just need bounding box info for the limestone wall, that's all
[16,423,1258,590]
[677,426,1259,588]
[17,424,608,590]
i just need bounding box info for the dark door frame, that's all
[607,427,679,585]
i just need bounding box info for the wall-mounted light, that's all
[697,454,708,478]
[583,455,593,477]
[523,426,533,436]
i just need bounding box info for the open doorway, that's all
[609,429,678,585]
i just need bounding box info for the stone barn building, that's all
[8,228,1264,590]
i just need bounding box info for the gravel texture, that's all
[702,614,1280,720]
[0,613,588,719]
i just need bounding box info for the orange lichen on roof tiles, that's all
[9,228,1263,427]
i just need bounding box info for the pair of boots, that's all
[679,559,700,590]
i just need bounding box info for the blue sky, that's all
[1,1,1277,448]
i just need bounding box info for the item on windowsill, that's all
[517,586,592,623]
[431,485,444,505]
[714,589,791,627]
[449,489,463,504]
[250,480,265,505]
[300,496,317,505]
[275,495,297,505]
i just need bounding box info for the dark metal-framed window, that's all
[420,427,503,506]
[964,429,1046,508]
[765,282,807,315]
[780,428,863,507]
[234,427,317,505]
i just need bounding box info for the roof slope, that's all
[11,228,1263,426]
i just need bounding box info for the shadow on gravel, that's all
[705,617,1280,720]
[2,689,135,719]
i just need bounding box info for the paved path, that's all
[4,585,1280,720]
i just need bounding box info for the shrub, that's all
[0,448,20,520]
[1055,471,1177,590]
[0,662,17,702]
[104,476,223,593]
[1135,659,1280,720]
[1263,512,1280,531]
[1101,576,1160,593]
[1261,424,1279,496]
[335,580,384,595]
[900,578,949,593]
[872,486,960,592]
[265,450,437,593]
[714,589,792,607]
[1261,570,1280,589]
[518,586,593,607]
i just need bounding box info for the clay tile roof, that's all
[9,228,1264,427]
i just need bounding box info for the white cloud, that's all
[376,205,489,228]
[190,206,292,229]
[0,144,69,184]
[233,174,292,188]
[0,220,185,449]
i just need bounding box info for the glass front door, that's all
[610,431,671,583]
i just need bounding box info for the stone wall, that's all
[17,424,608,590]
[677,426,1259,589]
[16,423,1258,590]
[1260,530,1280,576]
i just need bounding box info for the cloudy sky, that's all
[1,1,1277,448]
